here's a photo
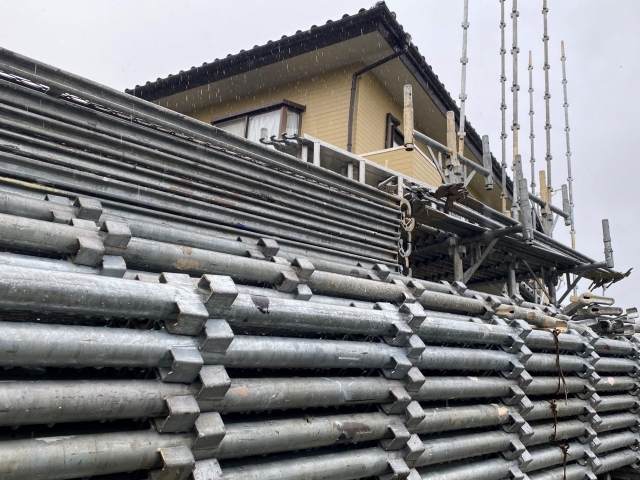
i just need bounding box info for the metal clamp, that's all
[154,395,200,433]
[158,346,204,383]
[162,273,210,336]
[292,257,315,279]
[399,302,427,329]
[101,255,127,277]
[502,385,533,416]
[295,284,313,301]
[198,320,234,354]
[52,210,74,224]
[406,279,425,298]
[74,236,105,267]
[440,280,468,296]
[501,412,533,442]
[517,370,533,389]
[403,434,426,464]
[70,218,99,230]
[257,238,279,259]
[577,446,602,472]
[382,353,413,380]
[192,412,226,450]
[503,438,529,464]
[505,466,528,480]
[383,321,414,347]
[196,365,231,401]
[579,425,598,444]
[576,355,597,379]
[380,424,411,450]
[403,367,425,393]
[198,275,238,307]
[100,220,131,248]
[572,328,598,357]
[631,452,640,470]
[404,401,425,429]
[74,196,102,221]
[577,382,597,401]
[148,446,195,480]
[578,405,599,423]
[510,294,525,306]
[381,387,412,414]
[392,281,416,304]
[510,319,532,340]
[373,263,391,280]
[500,321,531,354]
[192,459,223,480]
[502,358,525,380]
[403,335,426,360]
[378,458,410,480]
[274,269,300,293]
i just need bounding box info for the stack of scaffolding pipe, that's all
[199,448,405,480]
[0,183,393,277]
[0,47,638,480]
[415,375,636,402]
[0,78,400,265]
[415,437,639,480]
[6,315,637,378]
[0,46,394,209]
[0,377,401,426]
[0,321,413,374]
[3,375,635,433]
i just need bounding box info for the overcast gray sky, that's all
[1,1,637,308]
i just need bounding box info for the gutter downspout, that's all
[346,46,408,152]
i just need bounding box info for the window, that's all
[211,100,304,143]
[385,113,404,149]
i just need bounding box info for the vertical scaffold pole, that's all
[499,0,508,214]
[528,51,536,195]
[542,0,554,234]
[458,0,470,168]
[511,0,520,221]
[561,40,576,250]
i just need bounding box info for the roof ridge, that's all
[125,2,391,96]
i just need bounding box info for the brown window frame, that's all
[211,99,305,139]
[385,113,403,149]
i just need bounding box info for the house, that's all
[126,1,509,213]
[127,1,625,294]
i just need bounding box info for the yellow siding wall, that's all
[173,60,504,210]
[362,147,443,187]
[188,64,358,151]
[353,70,403,155]
[412,148,444,187]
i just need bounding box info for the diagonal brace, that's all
[557,273,584,306]
[463,237,499,284]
